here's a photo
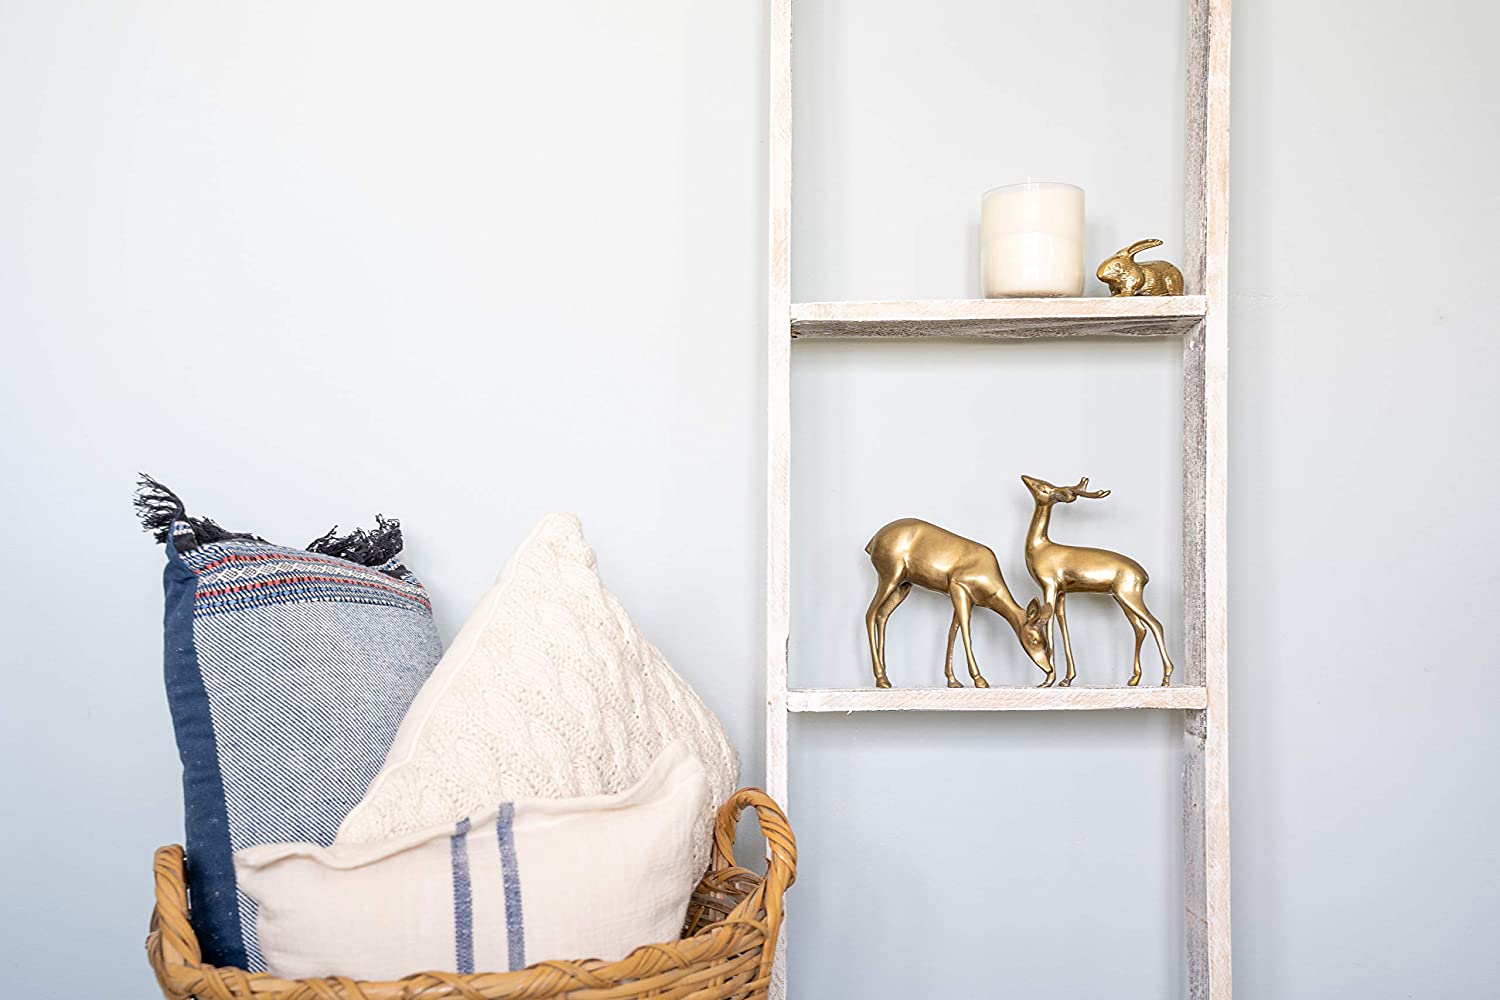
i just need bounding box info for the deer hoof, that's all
[947,679,963,689]
[1128,676,1141,687]
[973,677,990,689]
[1037,674,1056,688]
[875,677,892,689]
[1161,677,1172,687]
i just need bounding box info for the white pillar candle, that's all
[980,181,1085,297]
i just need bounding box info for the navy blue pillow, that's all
[137,477,442,970]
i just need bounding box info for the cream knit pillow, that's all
[335,514,738,876]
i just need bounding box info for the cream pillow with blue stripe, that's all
[234,742,708,979]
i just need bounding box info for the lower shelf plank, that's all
[786,685,1208,712]
[790,296,1208,340]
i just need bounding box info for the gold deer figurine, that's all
[865,518,1056,689]
[1021,476,1176,687]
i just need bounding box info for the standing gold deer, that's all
[865,518,1056,689]
[1020,475,1175,687]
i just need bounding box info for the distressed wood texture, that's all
[787,686,1209,713]
[792,296,1207,340]
[1181,0,1232,998]
[764,0,791,813]
[764,1,792,998]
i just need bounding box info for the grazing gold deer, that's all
[1020,475,1175,687]
[864,518,1056,689]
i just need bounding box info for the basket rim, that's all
[147,787,795,1000]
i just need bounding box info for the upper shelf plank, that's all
[791,296,1207,340]
[787,685,1208,712]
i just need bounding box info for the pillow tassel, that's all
[306,515,404,567]
[134,474,400,566]
[134,474,262,547]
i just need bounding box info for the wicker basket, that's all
[148,788,795,1000]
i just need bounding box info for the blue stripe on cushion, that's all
[496,802,524,970]
[450,818,474,975]
[162,536,247,969]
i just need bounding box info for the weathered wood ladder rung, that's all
[763,2,1230,997]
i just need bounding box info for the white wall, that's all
[1,2,1496,998]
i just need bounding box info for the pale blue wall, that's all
[2,2,1496,997]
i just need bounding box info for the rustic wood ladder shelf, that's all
[786,686,1211,713]
[792,295,1209,340]
[762,1,1231,997]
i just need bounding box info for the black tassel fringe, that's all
[134,474,262,546]
[306,515,404,567]
[133,474,185,543]
[134,475,402,565]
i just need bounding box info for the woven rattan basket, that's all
[148,788,795,1000]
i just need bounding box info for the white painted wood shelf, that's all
[787,685,1209,713]
[763,0,1230,996]
[791,295,1208,340]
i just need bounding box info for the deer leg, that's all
[1055,593,1078,687]
[948,585,988,688]
[1118,585,1175,687]
[1114,595,1147,686]
[943,612,962,687]
[865,578,900,688]
[1040,582,1060,661]
[874,584,911,669]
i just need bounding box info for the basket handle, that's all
[148,846,204,979]
[712,789,795,981]
[712,787,796,894]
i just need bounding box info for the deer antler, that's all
[1070,476,1111,499]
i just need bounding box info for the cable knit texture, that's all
[335,513,739,876]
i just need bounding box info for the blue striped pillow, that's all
[137,477,442,971]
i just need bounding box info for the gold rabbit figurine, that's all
[1020,476,1175,687]
[864,518,1056,689]
[1096,238,1184,296]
